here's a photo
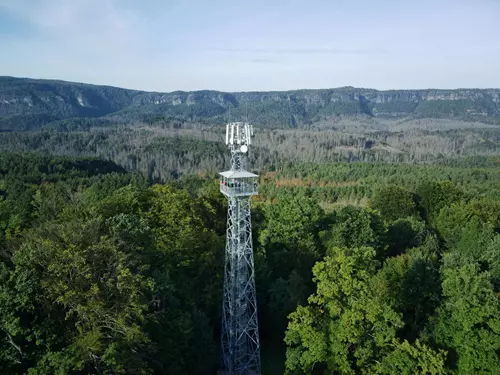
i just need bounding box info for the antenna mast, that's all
[219,122,261,375]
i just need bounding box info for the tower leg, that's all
[221,197,261,375]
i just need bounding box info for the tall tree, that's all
[284,246,445,374]
[369,185,419,221]
[432,258,500,374]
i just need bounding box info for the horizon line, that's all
[2,75,499,94]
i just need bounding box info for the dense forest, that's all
[2,77,500,180]
[1,76,500,374]
[0,124,499,182]
[0,152,499,374]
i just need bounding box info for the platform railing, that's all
[220,181,258,196]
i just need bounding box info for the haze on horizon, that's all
[0,0,499,93]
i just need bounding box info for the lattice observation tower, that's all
[219,122,261,375]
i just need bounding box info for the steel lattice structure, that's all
[219,122,261,375]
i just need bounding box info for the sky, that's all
[0,0,499,92]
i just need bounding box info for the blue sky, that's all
[0,0,499,92]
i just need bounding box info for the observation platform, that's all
[220,170,258,198]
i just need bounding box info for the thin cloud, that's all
[0,0,152,62]
[0,0,143,43]
[209,47,389,55]
[248,58,282,64]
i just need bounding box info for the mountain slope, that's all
[1,76,500,130]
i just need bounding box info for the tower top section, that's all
[225,122,254,154]
[220,122,258,197]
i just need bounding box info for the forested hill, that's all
[1,76,500,130]
[1,152,500,374]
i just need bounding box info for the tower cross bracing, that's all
[219,122,261,375]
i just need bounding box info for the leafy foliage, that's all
[369,184,419,221]
[282,159,500,375]
[0,151,499,374]
[284,246,446,375]
[433,260,500,374]
[321,206,385,254]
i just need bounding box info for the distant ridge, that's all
[1,76,499,131]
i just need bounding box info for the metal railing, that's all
[220,182,258,196]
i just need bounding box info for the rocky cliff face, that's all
[1,76,499,131]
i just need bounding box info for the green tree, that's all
[258,195,326,340]
[369,185,419,221]
[321,206,386,255]
[374,339,446,375]
[285,246,403,374]
[375,244,441,341]
[416,181,463,224]
[484,235,500,289]
[259,194,325,279]
[433,258,500,374]
[0,216,154,375]
[436,201,475,248]
[0,182,221,375]
[146,184,223,318]
[454,216,495,259]
[385,216,427,256]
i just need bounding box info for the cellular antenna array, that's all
[219,122,261,375]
